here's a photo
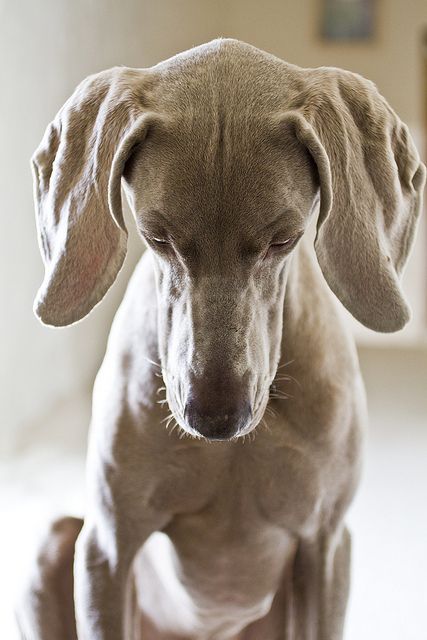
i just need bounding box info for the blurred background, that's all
[0,0,426,638]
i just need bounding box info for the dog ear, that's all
[282,69,425,332]
[32,67,156,327]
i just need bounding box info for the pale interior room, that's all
[1,1,426,639]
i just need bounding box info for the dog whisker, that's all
[270,393,293,401]
[270,388,291,396]
[250,429,258,443]
[179,428,194,440]
[168,422,179,437]
[265,405,278,418]
[276,359,295,370]
[165,415,176,430]
[161,412,175,424]
[143,356,176,383]
[259,417,271,436]
[142,355,162,369]
[274,374,302,390]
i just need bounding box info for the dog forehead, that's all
[128,119,313,239]
[148,38,304,125]
[126,39,316,234]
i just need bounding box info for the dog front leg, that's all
[74,517,162,640]
[290,525,351,640]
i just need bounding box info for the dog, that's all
[17,38,425,640]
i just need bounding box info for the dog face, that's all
[123,120,318,438]
[31,39,425,440]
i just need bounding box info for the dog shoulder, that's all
[105,251,158,356]
[282,238,367,436]
[91,251,161,422]
[286,237,359,374]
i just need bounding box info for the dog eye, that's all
[146,235,175,256]
[152,237,169,246]
[269,239,292,251]
[266,233,302,257]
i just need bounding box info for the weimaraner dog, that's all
[17,38,425,640]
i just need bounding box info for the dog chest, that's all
[136,502,296,639]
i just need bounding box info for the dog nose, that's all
[184,397,252,440]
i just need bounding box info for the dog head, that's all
[32,39,425,440]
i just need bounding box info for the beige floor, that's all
[1,347,426,639]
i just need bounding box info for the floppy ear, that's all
[283,69,425,332]
[32,67,157,327]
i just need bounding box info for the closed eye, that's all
[144,233,173,251]
[152,237,170,246]
[266,232,303,257]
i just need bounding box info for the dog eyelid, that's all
[270,238,292,247]
[144,231,173,247]
[266,231,303,256]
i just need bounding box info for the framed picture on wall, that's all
[321,0,376,41]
